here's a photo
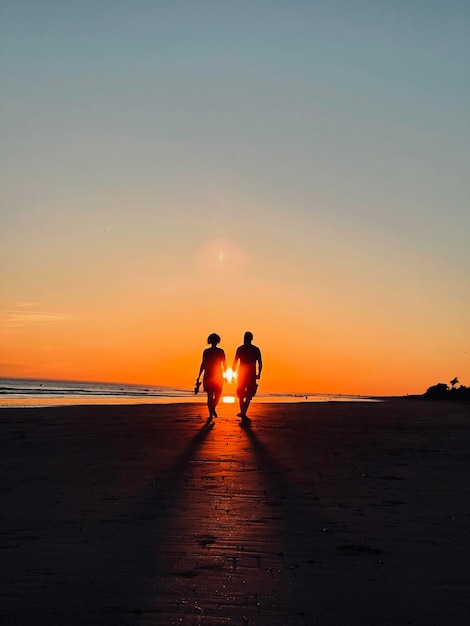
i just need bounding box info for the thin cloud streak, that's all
[0,310,74,329]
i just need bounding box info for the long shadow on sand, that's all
[87,417,218,623]
[91,414,382,625]
[91,415,335,625]
[236,422,339,621]
[4,413,219,626]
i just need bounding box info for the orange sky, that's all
[1,235,468,396]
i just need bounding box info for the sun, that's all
[223,368,236,383]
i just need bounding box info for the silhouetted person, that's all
[232,331,262,423]
[196,333,226,420]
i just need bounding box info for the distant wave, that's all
[0,385,191,397]
[0,378,193,406]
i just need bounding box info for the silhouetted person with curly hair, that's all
[196,333,226,421]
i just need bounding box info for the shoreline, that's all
[2,394,467,410]
[0,394,387,409]
[1,399,468,624]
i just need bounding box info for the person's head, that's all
[207,333,221,346]
[244,331,253,344]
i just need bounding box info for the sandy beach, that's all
[1,399,469,625]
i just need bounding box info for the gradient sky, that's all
[1,1,469,395]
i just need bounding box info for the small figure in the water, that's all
[232,331,262,424]
[196,333,226,421]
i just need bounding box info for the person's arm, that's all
[196,351,205,381]
[194,355,204,394]
[231,348,240,373]
[256,350,263,379]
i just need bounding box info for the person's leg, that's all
[242,380,256,420]
[212,388,222,416]
[237,384,244,416]
[238,394,250,418]
[243,396,252,414]
[240,396,252,421]
[207,391,216,418]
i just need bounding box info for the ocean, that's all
[0,377,379,408]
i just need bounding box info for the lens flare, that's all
[194,238,248,274]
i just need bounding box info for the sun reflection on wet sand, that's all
[143,403,322,623]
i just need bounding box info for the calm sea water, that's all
[0,377,379,408]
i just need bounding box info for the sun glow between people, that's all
[224,368,235,383]
[222,368,236,403]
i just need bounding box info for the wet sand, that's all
[1,400,469,625]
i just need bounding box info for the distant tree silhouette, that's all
[423,379,470,401]
[424,383,449,399]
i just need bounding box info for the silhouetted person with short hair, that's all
[196,333,226,421]
[232,331,262,423]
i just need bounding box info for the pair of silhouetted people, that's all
[196,332,262,423]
